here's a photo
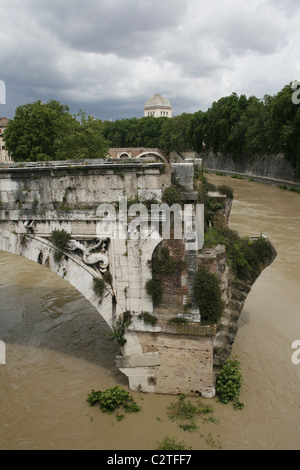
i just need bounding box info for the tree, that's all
[4,100,108,161]
[54,111,109,160]
[265,84,300,169]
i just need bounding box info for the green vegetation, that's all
[204,227,274,281]
[92,277,106,297]
[156,436,190,450]
[217,184,234,199]
[138,311,158,326]
[53,250,63,263]
[105,319,127,346]
[86,386,141,416]
[279,184,300,194]
[193,267,224,324]
[216,357,244,409]
[152,246,177,276]
[146,246,179,306]
[51,229,71,251]
[5,83,300,169]
[101,83,300,170]
[163,185,183,206]
[4,100,108,161]
[145,278,163,306]
[167,394,218,433]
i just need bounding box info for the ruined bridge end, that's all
[0,156,276,397]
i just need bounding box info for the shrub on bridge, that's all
[193,267,224,324]
[163,185,183,206]
[145,278,163,306]
[51,229,71,250]
[93,277,106,297]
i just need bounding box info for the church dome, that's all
[144,94,172,117]
[144,94,172,110]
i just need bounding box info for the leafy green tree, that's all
[54,111,109,160]
[202,93,249,156]
[265,84,300,169]
[4,100,69,161]
[4,100,108,161]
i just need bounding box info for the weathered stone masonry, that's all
[0,156,276,396]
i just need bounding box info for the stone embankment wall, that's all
[201,151,300,185]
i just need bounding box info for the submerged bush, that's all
[86,385,141,415]
[156,436,189,450]
[216,357,244,408]
[167,394,218,433]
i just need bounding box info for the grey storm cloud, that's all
[33,0,187,58]
[1,0,300,120]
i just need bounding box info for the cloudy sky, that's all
[1,0,300,121]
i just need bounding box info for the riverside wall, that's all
[201,151,300,186]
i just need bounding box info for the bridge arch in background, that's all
[135,151,168,164]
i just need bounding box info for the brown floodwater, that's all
[0,174,299,450]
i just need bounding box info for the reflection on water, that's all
[0,175,300,450]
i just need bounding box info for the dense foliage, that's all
[204,227,275,281]
[4,100,108,161]
[51,228,71,250]
[86,386,141,415]
[216,357,244,408]
[101,82,300,170]
[5,83,300,168]
[193,267,224,324]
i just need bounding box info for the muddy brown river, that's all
[0,174,299,450]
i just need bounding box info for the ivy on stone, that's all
[193,267,224,324]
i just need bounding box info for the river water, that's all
[0,174,299,450]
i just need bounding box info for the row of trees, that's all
[4,83,300,169]
[102,83,300,170]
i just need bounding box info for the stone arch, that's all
[0,229,115,329]
[117,151,131,159]
[135,151,168,164]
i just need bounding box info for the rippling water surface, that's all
[0,175,299,450]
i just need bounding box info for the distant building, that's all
[0,117,11,163]
[144,94,172,118]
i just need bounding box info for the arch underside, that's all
[135,151,167,164]
[0,229,114,328]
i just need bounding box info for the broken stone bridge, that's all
[0,152,220,397]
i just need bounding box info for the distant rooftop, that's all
[144,94,172,110]
[144,94,172,118]
[0,117,9,127]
